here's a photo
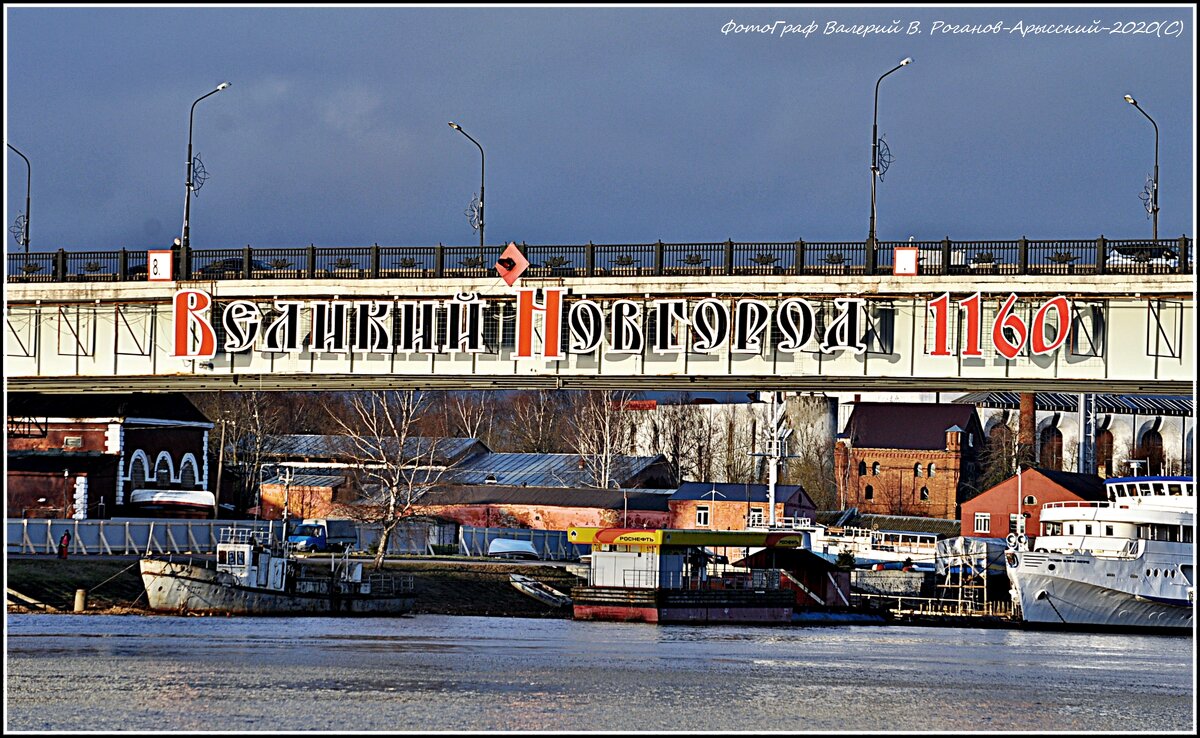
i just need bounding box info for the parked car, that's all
[195,257,271,277]
[1108,245,1178,269]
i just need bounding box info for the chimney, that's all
[1017,393,1036,469]
[577,456,585,470]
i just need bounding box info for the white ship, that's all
[1006,476,1194,632]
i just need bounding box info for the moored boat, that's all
[140,527,415,615]
[1006,476,1194,633]
[509,573,572,607]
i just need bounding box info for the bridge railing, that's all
[8,236,1192,283]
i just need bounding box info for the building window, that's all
[1096,429,1114,476]
[974,513,990,534]
[749,507,764,526]
[871,462,880,476]
[1135,429,1165,476]
[858,461,867,476]
[864,485,874,501]
[1023,495,1036,506]
[696,505,710,527]
[927,463,936,477]
[968,434,974,447]
[920,487,929,501]
[914,463,923,477]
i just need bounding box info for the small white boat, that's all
[509,573,572,608]
[487,538,540,559]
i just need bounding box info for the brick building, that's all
[834,402,983,520]
[404,486,672,530]
[667,482,816,530]
[7,393,214,519]
[958,467,1107,543]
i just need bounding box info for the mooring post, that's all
[74,589,88,613]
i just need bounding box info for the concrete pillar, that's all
[74,589,88,613]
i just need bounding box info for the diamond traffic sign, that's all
[496,242,529,286]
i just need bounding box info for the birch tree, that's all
[566,390,638,488]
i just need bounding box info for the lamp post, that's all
[1123,94,1159,242]
[181,82,231,250]
[7,143,30,255]
[868,57,912,271]
[448,122,485,248]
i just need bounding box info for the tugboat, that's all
[140,527,415,615]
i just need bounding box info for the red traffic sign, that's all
[496,242,529,286]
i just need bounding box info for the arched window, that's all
[914,463,923,477]
[128,454,148,485]
[1095,429,1114,477]
[920,487,930,501]
[179,456,198,488]
[927,463,936,477]
[1039,426,1063,471]
[1137,430,1165,475]
[858,461,867,477]
[153,452,174,485]
[864,485,874,501]
[871,462,880,476]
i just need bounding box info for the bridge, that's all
[5,237,1194,394]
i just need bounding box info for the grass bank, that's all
[5,556,580,618]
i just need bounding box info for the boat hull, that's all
[571,586,795,624]
[1007,552,1193,633]
[140,558,415,616]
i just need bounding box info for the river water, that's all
[5,614,1194,732]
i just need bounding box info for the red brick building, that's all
[667,482,816,530]
[404,486,672,530]
[958,467,1107,542]
[834,402,983,520]
[7,393,214,519]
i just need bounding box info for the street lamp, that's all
[181,82,231,250]
[6,143,30,255]
[868,57,912,271]
[449,122,485,248]
[1123,94,1159,242]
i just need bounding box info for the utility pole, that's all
[750,392,800,528]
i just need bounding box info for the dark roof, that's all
[258,435,487,466]
[814,510,962,538]
[7,392,212,425]
[845,402,980,450]
[418,485,673,511]
[954,392,1193,417]
[1024,468,1108,501]
[672,481,810,506]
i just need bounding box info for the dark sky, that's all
[4,5,1195,253]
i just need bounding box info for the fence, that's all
[457,526,588,561]
[8,236,1192,283]
[6,517,456,556]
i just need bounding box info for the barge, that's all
[567,527,851,624]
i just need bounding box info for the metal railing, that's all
[8,236,1192,283]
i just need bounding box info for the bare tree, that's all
[504,389,573,453]
[720,405,758,483]
[783,395,838,510]
[327,390,447,570]
[566,390,638,488]
[189,391,288,516]
[644,396,694,487]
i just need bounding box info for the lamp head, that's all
[217,82,231,91]
[1124,94,1136,105]
[900,57,913,66]
[448,122,461,130]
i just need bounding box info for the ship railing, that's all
[626,569,782,590]
[366,572,415,595]
[1042,501,1111,510]
[852,592,1013,618]
[219,527,263,544]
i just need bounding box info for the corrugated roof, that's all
[439,452,667,488]
[255,435,487,466]
[671,481,811,507]
[419,485,673,511]
[845,403,981,450]
[954,392,1193,417]
[262,474,347,488]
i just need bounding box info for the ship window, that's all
[235,551,245,566]
[1067,524,1075,535]
[1153,483,1166,496]
[974,513,990,534]
[1084,524,1093,535]
[1168,484,1183,496]
[1183,526,1193,543]
[1105,525,1114,536]
[217,550,227,564]
[1153,569,1160,577]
